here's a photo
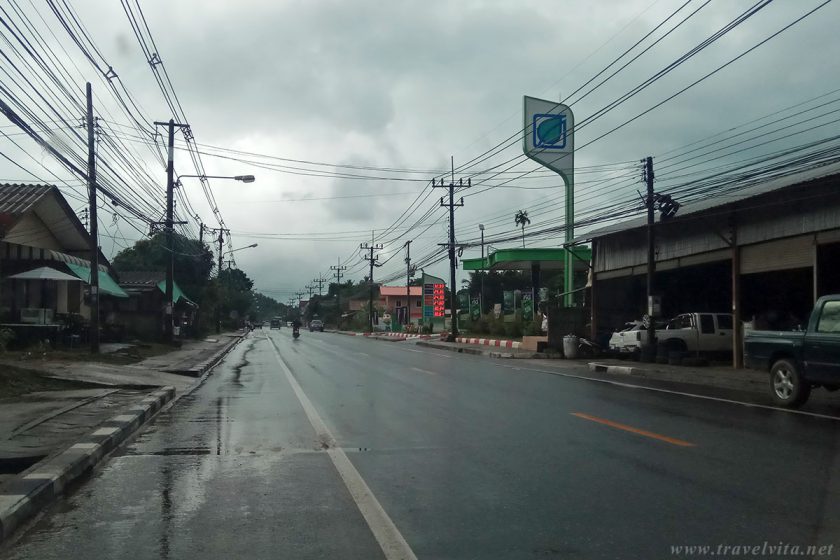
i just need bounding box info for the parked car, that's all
[609,320,664,354]
[745,295,840,407]
[269,317,282,329]
[608,313,732,355]
[309,319,324,332]
[658,312,733,354]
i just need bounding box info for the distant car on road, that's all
[269,318,282,329]
[309,319,324,332]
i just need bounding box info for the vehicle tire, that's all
[664,339,688,353]
[769,359,811,408]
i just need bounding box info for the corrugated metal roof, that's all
[577,160,840,241]
[0,183,52,216]
[118,270,165,286]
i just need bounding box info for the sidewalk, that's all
[0,331,245,542]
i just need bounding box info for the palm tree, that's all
[514,210,530,248]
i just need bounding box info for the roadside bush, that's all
[504,321,523,339]
[0,328,14,353]
[489,318,507,336]
[522,320,541,337]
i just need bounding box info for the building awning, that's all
[5,266,82,282]
[155,280,196,306]
[66,263,129,298]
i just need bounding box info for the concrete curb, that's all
[416,341,486,355]
[365,336,406,343]
[456,337,522,349]
[489,351,562,359]
[0,386,175,544]
[163,334,245,377]
[588,362,637,376]
[187,334,245,376]
[325,330,364,337]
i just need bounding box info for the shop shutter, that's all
[740,236,813,274]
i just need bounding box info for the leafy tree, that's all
[514,210,530,248]
[111,232,213,304]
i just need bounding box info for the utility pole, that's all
[361,237,383,332]
[331,259,347,329]
[295,291,305,313]
[479,224,485,315]
[404,240,411,326]
[154,119,189,343]
[312,274,327,296]
[644,156,656,358]
[434,158,468,341]
[85,83,100,354]
[199,222,204,244]
[208,227,229,334]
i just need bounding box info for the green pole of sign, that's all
[564,173,574,307]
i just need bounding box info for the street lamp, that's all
[224,243,259,255]
[178,174,255,183]
[479,224,485,314]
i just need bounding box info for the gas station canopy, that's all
[462,247,591,272]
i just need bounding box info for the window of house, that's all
[396,300,401,307]
[415,300,422,307]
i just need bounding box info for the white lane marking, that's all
[503,364,840,422]
[357,352,370,357]
[411,367,437,376]
[267,339,417,560]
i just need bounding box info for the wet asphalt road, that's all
[4,330,840,559]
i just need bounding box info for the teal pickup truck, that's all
[745,295,840,407]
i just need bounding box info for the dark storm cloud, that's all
[4,0,840,293]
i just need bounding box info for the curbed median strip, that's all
[0,386,175,544]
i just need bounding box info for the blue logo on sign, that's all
[533,114,567,150]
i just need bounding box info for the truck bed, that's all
[743,330,805,370]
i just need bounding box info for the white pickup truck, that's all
[609,312,734,354]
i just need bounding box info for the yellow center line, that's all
[570,412,696,448]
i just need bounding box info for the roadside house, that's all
[0,184,127,346]
[114,271,198,340]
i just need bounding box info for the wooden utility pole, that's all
[404,240,411,325]
[331,259,347,328]
[433,158,468,341]
[644,156,657,358]
[361,236,383,332]
[85,83,99,353]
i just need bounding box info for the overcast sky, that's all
[3,0,839,302]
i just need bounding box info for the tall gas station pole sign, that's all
[523,96,575,306]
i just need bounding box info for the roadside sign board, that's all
[522,293,534,321]
[422,273,446,319]
[523,95,574,180]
